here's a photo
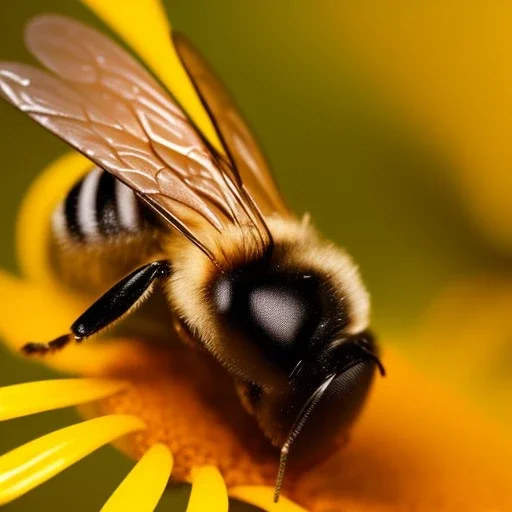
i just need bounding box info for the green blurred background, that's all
[0,1,511,510]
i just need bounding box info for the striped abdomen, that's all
[52,166,146,244]
[51,166,161,293]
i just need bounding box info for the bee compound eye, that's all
[213,275,233,314]
[325,361,376,425]
[290,360,377,461]
[247,285,309,346]
[211,267,338,373]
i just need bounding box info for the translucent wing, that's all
[0,15,271,265]
[173,33,289,216]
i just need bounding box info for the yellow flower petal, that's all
[0,271,82,352]
[101,444,172,512]
[0,379,126,421]
[186,466,228,512]
[44,337,170,378]
[230,486,308,512]
[81,0,222,153]
[0,415,145,506]
[0,268,156,376]
[16,152,92,289]
[2,152,91,360]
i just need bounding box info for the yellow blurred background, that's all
[0,1,511,510]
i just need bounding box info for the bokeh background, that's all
[1,1,512,510]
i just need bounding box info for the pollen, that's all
[85,341,282,488]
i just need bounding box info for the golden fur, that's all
[165,215,370,381]
[51,206,371,385]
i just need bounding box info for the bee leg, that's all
[23,334,74,355]
[21,260,171,356]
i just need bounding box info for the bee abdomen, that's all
[52,167,145,244]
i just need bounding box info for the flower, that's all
[0,154,305,507]
[2,229,512,512]
[0,1,305,510]
[1,1,512,512]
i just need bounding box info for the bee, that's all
[0,15,384,500]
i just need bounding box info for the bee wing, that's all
[0,15,271,264]
[173,33,290,217]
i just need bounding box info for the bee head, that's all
[270,331,384,501]
[209,257,384,499]
[168,218,382,500]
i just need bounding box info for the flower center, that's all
[82,338,290,489]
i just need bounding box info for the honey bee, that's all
[0,15,384,500]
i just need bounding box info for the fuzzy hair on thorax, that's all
[163,215,371,379]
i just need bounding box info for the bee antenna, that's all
[273,442,290,503]
[273,373,337,503]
